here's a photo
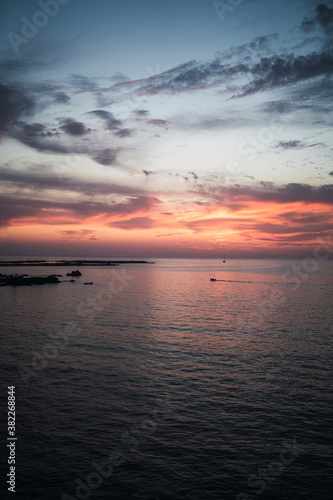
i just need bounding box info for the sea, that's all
[0,257,332,500]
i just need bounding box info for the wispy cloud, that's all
[108,216,157,230]
[60,229,97,241]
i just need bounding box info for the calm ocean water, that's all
[0,258,332,499]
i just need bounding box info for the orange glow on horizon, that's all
[2,198,332,258]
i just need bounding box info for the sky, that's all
[0,0,332,258]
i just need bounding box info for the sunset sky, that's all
[0,0,332,257]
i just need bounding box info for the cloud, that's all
[277,140,303,149]
[0,192,162,227]
[276,140,326,150]
[93,148,119,166]
[184,217,249,233]
[237,51,333,98]
[0,84,34,135]
[60,229,97,241]
[70,74,99,91]
[108,216,157,230]
[0,165,143,197]
[87,110,122,130]
[252,221,333,235]
[17,122,59,139]
[60,118,91,136]
[54,93,70,104]
[0,59,47,77]
[301,3,333,36]
[262,100,293,114]
[100,28,329,101]
[277,210,332,225]
[148,119,168,127]
[114,128,132,138]
[240,183,332,205]
[213,182,333,206]
[134,109,149,117]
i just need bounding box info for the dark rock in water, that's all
[70,279,75,282]
[66,270,82,277]
[0,274,60,286]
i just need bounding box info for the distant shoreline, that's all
[0,260,154,267]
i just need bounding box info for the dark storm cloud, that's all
[0,83,76,151]
[238,51,333,97]
[301,3,333,35]
[0,84,34,134]
[131,48,332,99]
[0,89,122,159]
[18,122,59,138]
[8,120,68,154]
[60,118,91,136]
[107,15,328,100]
[0,83,122,159]
[79,30,322,101]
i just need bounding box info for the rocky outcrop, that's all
[0,274,60,286]
[66,270,82,277]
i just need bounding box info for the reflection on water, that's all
[0,258,332,499]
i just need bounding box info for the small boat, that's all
[210,278,217,281]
